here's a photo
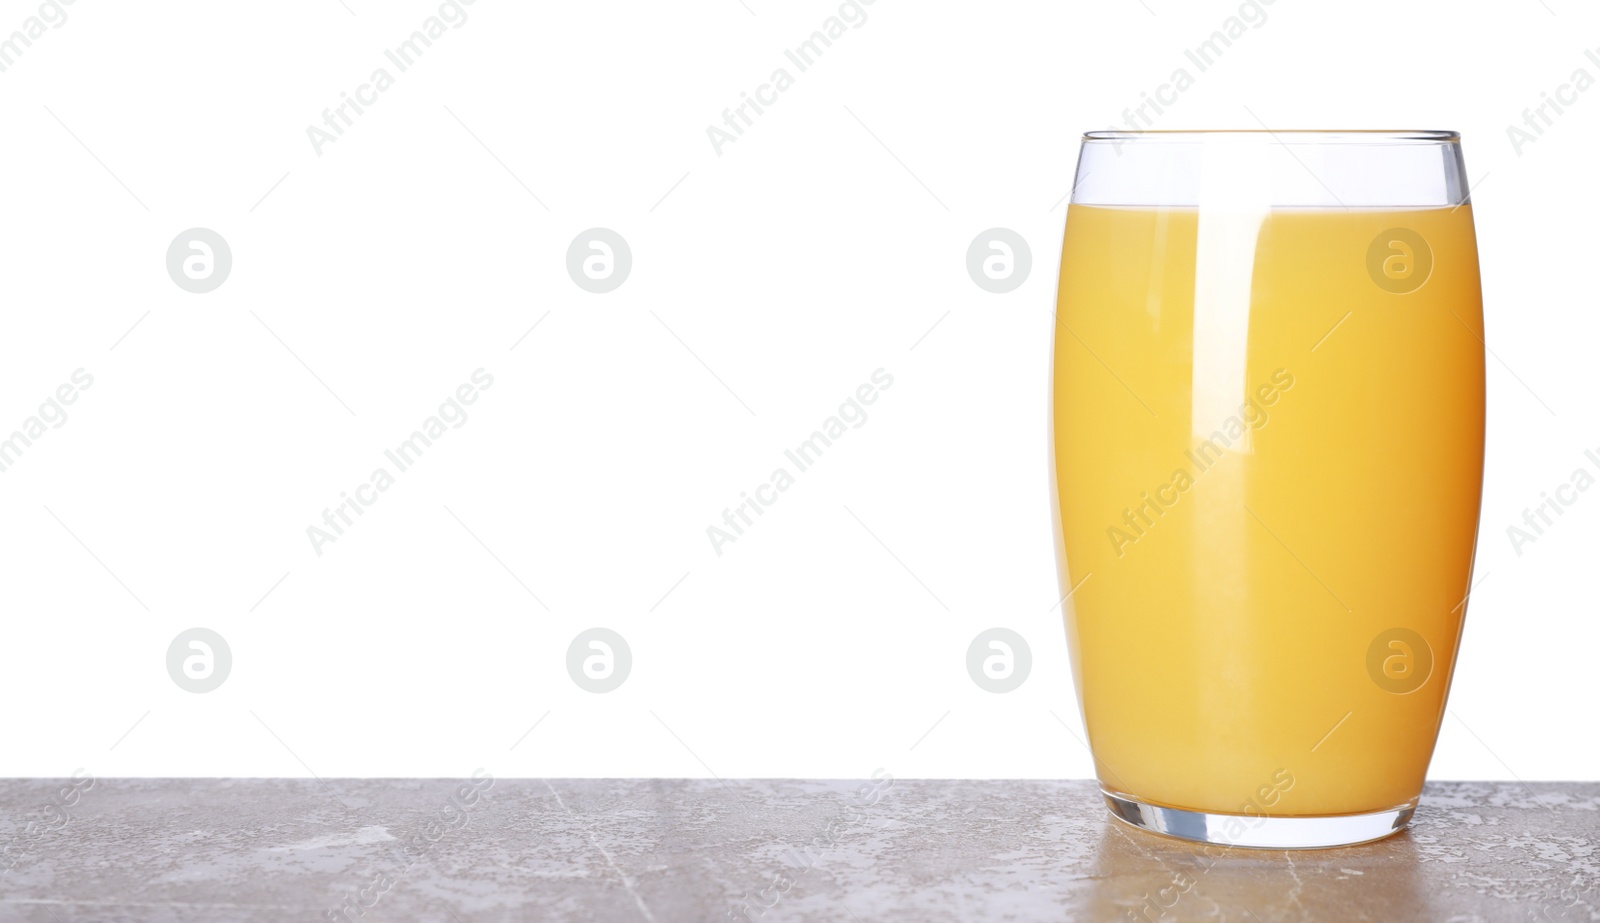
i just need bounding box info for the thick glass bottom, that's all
[1103,790,1417,849]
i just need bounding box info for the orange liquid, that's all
[1052,205,1485,816]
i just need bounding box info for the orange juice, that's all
[1052,204,1485,816]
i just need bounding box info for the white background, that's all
[1,0,1595,782]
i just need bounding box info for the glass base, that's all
[1103,790,1417,849]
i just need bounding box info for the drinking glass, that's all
[1050,130,1485,848]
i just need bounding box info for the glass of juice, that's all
[1050,130,1485,848]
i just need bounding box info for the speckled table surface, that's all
[1,779,1595,922]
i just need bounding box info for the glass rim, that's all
[1082,129,1460,143]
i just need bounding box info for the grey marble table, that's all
[1,779,1595,921]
